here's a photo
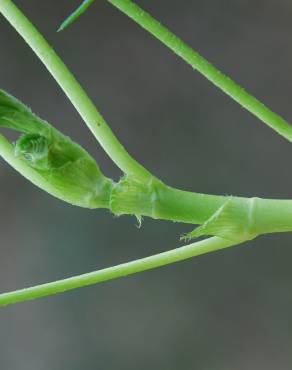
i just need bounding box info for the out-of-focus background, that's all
[1,1,292,369]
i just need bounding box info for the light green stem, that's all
[58,0,94,31]
[110,180,292,237]
[0,0,151,181]
[1,0,292,308]
[107,0,292,142]
[1,1,292,237]
[0,236,240,306]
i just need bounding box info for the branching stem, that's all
[1,0,292,307]
[0,0,151,181]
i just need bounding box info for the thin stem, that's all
[107,0,292,142]
[0,0,291,307]
[0,236,241,306]
[0,0,151,181]
[58,0,94,32]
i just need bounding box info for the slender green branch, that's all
[0,0,151,181]
[1,0,292,308]
[2,0,292,239]
[0,236,241,306]
[58,0,94,32]
[105,0,292,142]
[2,88,292,240]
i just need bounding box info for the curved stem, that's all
[0,0,151,181]
[107,0,292,142]
[0,0,291,308]
[0,236,241,306]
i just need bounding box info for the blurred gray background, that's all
[1,1,292,369]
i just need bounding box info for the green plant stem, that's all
[58,0,94,31]
[1,0,292,308]
[0,0,151,181]
[110,179,292,237]
[2,139,292,237]
[107,0,292,142]
[0,0,292,242]
[0,236,241,306]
